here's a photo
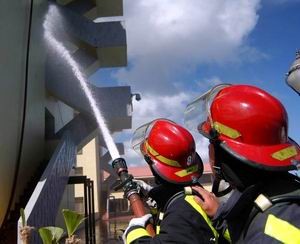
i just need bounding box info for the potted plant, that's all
[62,209,85,244]
[38,226,64,244]
[19,208,34,244]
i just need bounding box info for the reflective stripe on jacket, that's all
[126,227,151,244]
[244,202,300,243]
[214,187,300,244]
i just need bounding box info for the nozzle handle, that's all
[112,157,128,176]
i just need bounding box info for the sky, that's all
[91,0,300,166]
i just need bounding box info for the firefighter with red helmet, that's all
[184,84,300,243]
[123,119,223,243]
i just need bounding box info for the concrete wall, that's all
[12,0,47,209]
[0,0,46,226]
[46,95,74,133]
[75,137,101,217]
[55,183,76,229]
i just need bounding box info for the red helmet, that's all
[185,84,300,171]
[131,119,203,185]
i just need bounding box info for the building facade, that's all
[0,0,131,243]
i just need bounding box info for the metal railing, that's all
[68,176,96,244]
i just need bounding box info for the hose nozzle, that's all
[112,157,128,176]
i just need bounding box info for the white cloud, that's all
[114,0,261,94]
[131,92,190,129]
[121,91,210,166]
[114,0,262,166]
[194,134,209,164]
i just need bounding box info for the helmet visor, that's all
[184,84,231,137]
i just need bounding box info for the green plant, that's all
[62,209,85,237]
[20,208,26,227]
[38,226,64,244]
[37,209,85,244]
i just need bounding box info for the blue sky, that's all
[191,0,300,142]
[91,0,300,165]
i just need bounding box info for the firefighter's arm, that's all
[192,186,220,217]
[123,214,152,244]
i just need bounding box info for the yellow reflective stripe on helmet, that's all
[264,214,300,244]
[213,121,241,139]
[145,141,181,167]
[145,141,159,156]
[271,146,297,161]
[184,195,218,238]
[175,164,198,177]
[126,227,151,244]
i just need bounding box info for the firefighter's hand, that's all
[133,179,153,196]
[122,214,152,242]
[192,186,220,217]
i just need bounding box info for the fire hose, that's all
[112,158,156,237]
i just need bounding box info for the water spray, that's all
[43,5,120,159]
[43,5,155,236]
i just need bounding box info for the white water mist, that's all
[43,5,120,160]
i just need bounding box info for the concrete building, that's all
[0,0,131,243]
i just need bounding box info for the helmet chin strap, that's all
[211,174,232,197]
[144,154,153,165]
[210,141,233,197]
